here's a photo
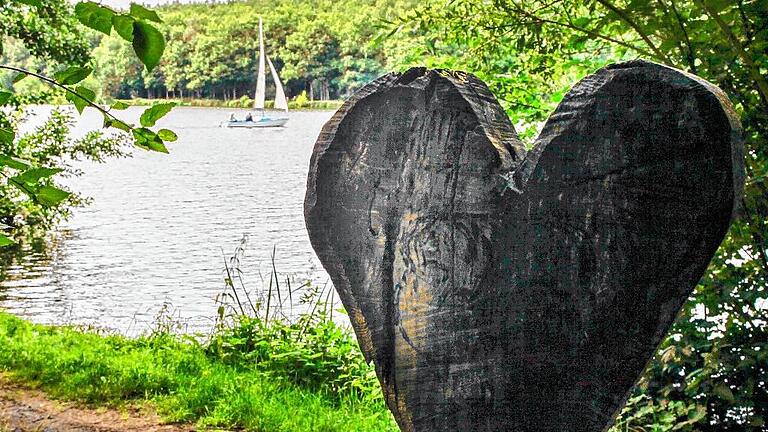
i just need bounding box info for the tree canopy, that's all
[393,1,767,430]
[5,0,416,102]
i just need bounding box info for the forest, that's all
[0,0,766,431]
[2,0,417,102]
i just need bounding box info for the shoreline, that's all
[114,98,344,111]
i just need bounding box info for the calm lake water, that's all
[0,106,335,334]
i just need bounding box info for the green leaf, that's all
[103,114,132,132]
[12,72,27,84]
[713,383,735,401]
[573,17,591,28]
[688,405,706,422]
[111,101,130,110]
[65,86,96,114]
[0,154,32,170]
[12,167,64,184]
[35,186,71,207]
[0,91,12,105]
[74,1,115,35]
[132,128,168,153]
[112,15,135,42]
[8,179,33,198]
[0,127,15,144]
[129,3,162,23]
[147,140,169,153]
[157,128,177,142]
[76,85,96,105]
[112,120,132,132]
[132,21,165,71]
[53,66,93,85]
[140,103,175,127]
[0,234,14,247]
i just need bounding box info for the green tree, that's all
[0,0,90,66]
[280,20,341,99]
[68,0,422,102]
[0,109,129,236]
[1,0,177,245]
[396,1,767,430]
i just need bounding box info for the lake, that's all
[0,106,335,334]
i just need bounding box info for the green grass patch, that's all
[0,312,397,431]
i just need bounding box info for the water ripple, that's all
[0,106,335,334]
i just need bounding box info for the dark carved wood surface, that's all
[304,60,744,432]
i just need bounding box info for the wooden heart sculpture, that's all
[304,60,743,432]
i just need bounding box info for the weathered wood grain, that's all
[304,60,744,432]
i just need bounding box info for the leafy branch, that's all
[0,1,177,246]
[692,0,768,105]
[594,0,674,65]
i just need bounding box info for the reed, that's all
[210,236,382,404]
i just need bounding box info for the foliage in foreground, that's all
[1,0,179,247]
[0,311,397,431]
[0,108,129,238]
[390,1,768,430]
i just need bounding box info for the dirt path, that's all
[0,375,197,432]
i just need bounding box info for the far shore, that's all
[115,97,345,111]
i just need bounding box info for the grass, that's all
[116,97,344,111]
[0,239,397,431]
[0,312,397,431]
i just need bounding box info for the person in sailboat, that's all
[229,112,237,122]
[245,112,253,122]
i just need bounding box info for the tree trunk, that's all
[309,80,315,101]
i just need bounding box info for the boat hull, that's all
[223,117,288,128]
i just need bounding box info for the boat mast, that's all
[254,17,266,111]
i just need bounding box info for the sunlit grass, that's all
[0,312,397,431]
[0,238,398,431]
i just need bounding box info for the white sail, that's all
[253,17,266,109]
[267,56,288,111]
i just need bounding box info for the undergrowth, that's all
[0,237,396,431]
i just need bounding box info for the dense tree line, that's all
[3,0,416,102]
[7,0,411,102]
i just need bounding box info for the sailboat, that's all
[224,17,289,128]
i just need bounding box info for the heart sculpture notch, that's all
[304,60,744,432]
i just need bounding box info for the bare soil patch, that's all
[0,375,196,432]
